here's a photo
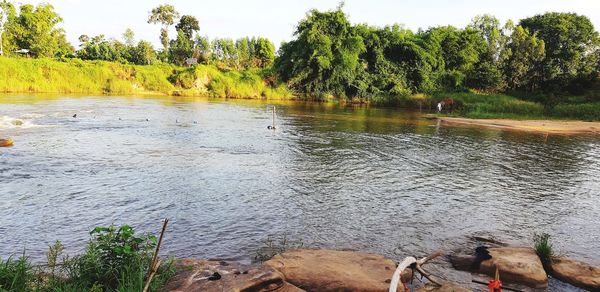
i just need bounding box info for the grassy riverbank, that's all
[0,57,292,99]
[387,91,600,121]
[2,57,599,121]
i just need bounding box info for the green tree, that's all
[175,15,199,41]
[122,28,135,47]
[169,30,192,65]
[4,3,72,57]
[253,37,275,68]
[194,35,211,63]
[148,4,179,51]
[520,12,599,91]
[502,26,545,91]
[130,40,156,65]
[275,5,365,99]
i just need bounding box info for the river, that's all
[1,95,599,291]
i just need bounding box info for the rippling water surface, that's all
[1,95,599,290]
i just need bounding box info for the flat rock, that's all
[264,249,404,292]
[415,282,471,292]
[450,247,547,288]
[550,257,600,291]
[163,259,304,292]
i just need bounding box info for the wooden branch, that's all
[388,252,443,292]
[143,218,169,292]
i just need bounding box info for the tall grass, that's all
[0,253,33,291]
[0,57,293,99]
[533,232,554,267]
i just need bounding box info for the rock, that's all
[265,249,406,292]
[0,138,14,147]
[163,259,304,292]
[415,282,471,292]
[550,257,600,291]
[450,247,547,288]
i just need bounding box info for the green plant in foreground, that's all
[533,232,553,266]
[0,252,34,292]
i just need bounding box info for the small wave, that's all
[0,116,39,129]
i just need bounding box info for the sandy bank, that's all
[438,117,600,135]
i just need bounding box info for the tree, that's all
[0,1,10,55]
[502,26,545,91]
[520,12,599,91]
[275,5,365,98]
[3,3,72,57]
[130,40,156,65]
[169,30,192,65]
[175,15,199,41]
[194,35,211,63]
[122,28,135,47]
[148,4,179,50]
[253,37,275,68]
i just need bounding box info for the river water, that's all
[1,95,599,291]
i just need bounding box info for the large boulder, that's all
[163,259,304,292]
[264,249,403,291]
[550,257,600,291]
[450,247,548,289]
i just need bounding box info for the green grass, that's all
[533,232,554,267]
[551,102,600,121]
[0,253,33,291]
[0,57,293,99]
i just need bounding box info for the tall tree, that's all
[175,15,199,41]
[4,3,72,57]
[520,12,599,90]
[122,28,135,47]
[275,5,365,98]
[502,26,545,91]
[147,4,179,51]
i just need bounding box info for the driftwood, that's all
[142,218,169,292]
[388,251,443,292]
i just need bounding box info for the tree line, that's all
[1,1,599,102]
[275,4,600,102]
[0,2,275,69]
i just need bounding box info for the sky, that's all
[16,0,600,49]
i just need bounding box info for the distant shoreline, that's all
[438,117,600,135]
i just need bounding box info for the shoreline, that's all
[438,116,600,135]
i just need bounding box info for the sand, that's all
[438,117,600,135]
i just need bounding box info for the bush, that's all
[0,224,175,292]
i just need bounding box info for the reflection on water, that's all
[1,95,599,290]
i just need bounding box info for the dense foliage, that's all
[275,5,600,104]
[0,225,175,292]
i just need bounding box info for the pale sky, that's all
[16,0,600,49]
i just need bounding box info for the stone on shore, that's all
[415,282,471,292]
[550,257,600,291]
[163,259,304,292]
[450,247,548,288]
[265,249,409,292]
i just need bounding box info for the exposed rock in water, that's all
[549,257,600,291]
[450,247,548,288]
[264,249,408,292]
[163,259,303,292]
